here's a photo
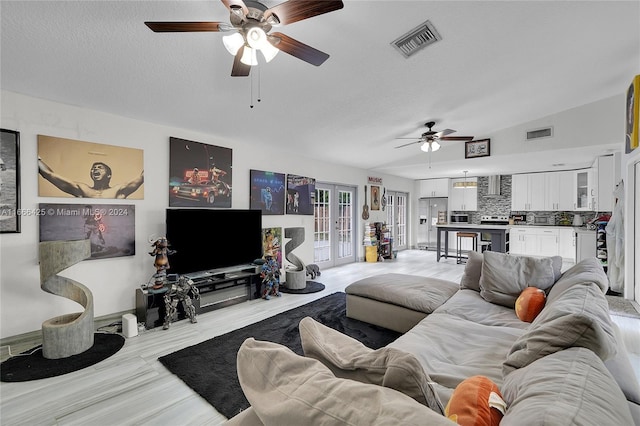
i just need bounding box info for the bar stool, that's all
[456,232,478,264]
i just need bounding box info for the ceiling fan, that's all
[145,0,344,77]
[395,121,474,152]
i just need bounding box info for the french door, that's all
[314,183,357,269]
[385,190,408,251]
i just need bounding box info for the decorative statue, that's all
[163,276,200,329]
[149,236,176,289]
[260,252,282,300]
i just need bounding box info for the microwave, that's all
[450,214,469,223]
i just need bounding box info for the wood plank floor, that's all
[1,250,638,425]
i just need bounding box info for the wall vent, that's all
[526,126,553,141]
[391,20,442,58]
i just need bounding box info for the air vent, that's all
[526,126,553,141]
[391,20,442,58]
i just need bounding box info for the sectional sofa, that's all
[226,254,639,425]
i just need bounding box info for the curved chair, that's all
[284,227,306,289]
[39,239,94,359]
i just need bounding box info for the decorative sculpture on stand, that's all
[284,227,306,290]
[149,236,175,289]
[163,276,199,329]
[39,239,93,359]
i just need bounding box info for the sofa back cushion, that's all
[236,338,456,426]
[479,251,562,308]
[546,257,608,304]
[503,281,617,375]
[459,250,483,291]
[501,347,633,426]
[299,316,444,414]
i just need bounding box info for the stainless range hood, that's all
[487,175,502,196]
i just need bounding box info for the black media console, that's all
[136,264,261,329]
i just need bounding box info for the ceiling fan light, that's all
[222,32,244,56]
[260,41,279,63]
[240,46,258,66]
[420,142,431,152]
[246,27,268,50]
[431,141,440,151]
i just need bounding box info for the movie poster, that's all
[37,135,144,199]
[286,174,316,215]
[169,137,232,207]
[250,170,285,215]
[39,203,135,259]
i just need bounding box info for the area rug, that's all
[0,333,125,382]
[607,295,640,319]
[158,292,401,419]
[280,280,325,294]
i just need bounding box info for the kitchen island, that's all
[436,223,510,262]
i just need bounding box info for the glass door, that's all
[314,183,356,269]
[385,191,409,251]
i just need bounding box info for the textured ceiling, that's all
[2,1,639,179]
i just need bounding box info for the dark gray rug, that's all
[158,292,401,419]
[280,280,325,294]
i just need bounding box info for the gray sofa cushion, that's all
[547,257,609,304]
[503,281,617,375]
[459,250,483,292]
[236,338,456,426]
[299,316,444,414]
[501,347,634,426]
[479,251,562,308]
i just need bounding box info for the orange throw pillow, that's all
[445,375,506,426]
[515,287,546,322]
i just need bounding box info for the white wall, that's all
[0,91,414,338]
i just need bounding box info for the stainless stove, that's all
[480,215,509,225]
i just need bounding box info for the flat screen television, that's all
[166,208,262,275]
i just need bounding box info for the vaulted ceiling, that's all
[2,1,639,179]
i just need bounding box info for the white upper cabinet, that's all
[595,155,615,212]
[511,173,545,211]
[574,169,596,211]
[449,177,477,211]
[546,171,574,211]
[419,178,449,198]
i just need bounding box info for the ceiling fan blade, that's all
[394,140,422,149]
[221,0,249,16]
[440,136,475,141]
[269,32,329,66]
[231,46,251,77]
[395,137,422,140]
[145,22,229,32]
[264,0,344,26]
[434,128,456,137]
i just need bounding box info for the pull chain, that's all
[249,64,262,108]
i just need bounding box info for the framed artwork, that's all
[250,170,286,215]
[262,227,282,267]
[39,203,135,259]
[169,137,232,207]
[37,135,144,199]
[465,139,491,159]
[625,74,639,153]
[0,129,20,233]
[286,174,316,215]
[370,185,380,211]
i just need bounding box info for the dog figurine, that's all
[305,263,321,280]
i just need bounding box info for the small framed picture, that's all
[465,139,490,159]
[1,129,20,233]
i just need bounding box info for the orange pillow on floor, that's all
[445,375,506,426]
[515,287,546,322]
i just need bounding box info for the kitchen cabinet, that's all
[419,178,449,198]
[558,228,576,261]
[509,226,559,257]
[511,174,545,211]
[575,228,596,262]
[574,169,596,211]
[449,177,477,211]
[509,227,536,255]
[545,171,574,211]
[595,155,614,212]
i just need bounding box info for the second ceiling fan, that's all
[395,121,474,152]
[145,0,344,77]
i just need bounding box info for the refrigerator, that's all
[418,198,448,251]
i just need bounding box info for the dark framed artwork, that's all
[465,139,491,159]
[169,137,232,207]
[0,129,20,233]
[286,174,316,215]
[250,169,285,215]
[37,135,144,199]
[371,185,380,211]
[39,203,135,259]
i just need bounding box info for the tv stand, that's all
[136,264,260,329]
